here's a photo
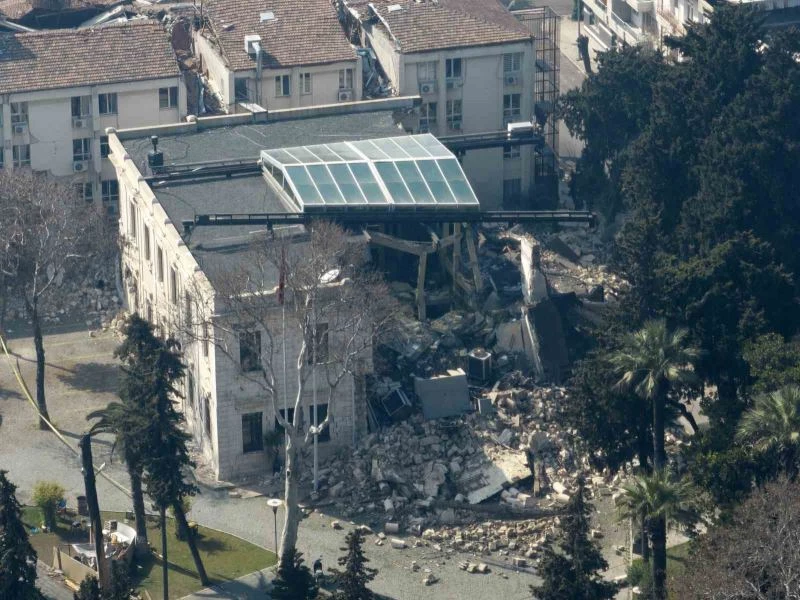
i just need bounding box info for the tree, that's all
[743,334,800,396]
[210,221,397,571]
[530,478,617,600]
[73,577,100,600]
[736,386,800,478]
[0,471,39,600]
[31,481,65,532]
[87,315,164,544]
[271,549,318,600]
[616,472,696,600]
[329,528,377,600]
[124,317,208,587]
[0,172,113,428]
[671,478,800,599]
[73,563,130,600]
[610,320,700,472]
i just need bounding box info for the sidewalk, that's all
[179,566,276,600]
[559,14,605,76]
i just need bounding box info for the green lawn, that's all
[628,541,691,598]
[23,507,276,599]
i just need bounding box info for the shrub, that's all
[32,481,65,531]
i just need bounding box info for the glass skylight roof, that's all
[260,134,480,211]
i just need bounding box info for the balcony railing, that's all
[610,11,644,41]
[657,6,685,33]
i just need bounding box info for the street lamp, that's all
[267,498,283,557]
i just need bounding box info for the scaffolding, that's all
[513,7,561,206]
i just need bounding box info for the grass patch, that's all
[23,507,276,599]
[627,542,691,598]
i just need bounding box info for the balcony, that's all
[626,0,654,11]
[609,11,646,43]
[656,6,685,34]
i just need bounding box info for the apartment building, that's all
[0,22,186,215]
[195,0,362,111]
[339,0,538,209]
[108,98,437,480]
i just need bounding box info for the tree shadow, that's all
[195,535,227,555]
[57,362,120,394]
[0,387,23,401]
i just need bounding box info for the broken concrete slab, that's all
[466,451,532,504]
[414,368,470,420]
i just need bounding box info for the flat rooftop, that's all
[118,104,411,289]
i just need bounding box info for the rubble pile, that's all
[4,264,120,329]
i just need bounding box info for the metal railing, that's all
[610,11,643,41]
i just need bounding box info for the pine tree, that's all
[271,550,318,600]
[123,317,208,586]
[329,529,377,600]
[530,478,617,600]
[0,470,40,600]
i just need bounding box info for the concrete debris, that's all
[414,369,471,420]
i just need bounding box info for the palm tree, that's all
[610,319,700,471]
[87,400,150,544]
[616,471,695,600]
[736,385,800,477]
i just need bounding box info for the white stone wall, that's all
[109,129,368,482]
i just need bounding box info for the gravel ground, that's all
[0,325,540,600]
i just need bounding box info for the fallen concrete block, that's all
[384,522,400,534]
[390,538,407,549]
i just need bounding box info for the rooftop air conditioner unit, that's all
[244,34,262,55]
[12,123,27,135]
[505,74,521,86]
[419,81,435,95]
[338,90,353,102]
[467,348,493,384]
[73,161,87,172]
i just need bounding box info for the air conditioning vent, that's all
[505,74,521,86]
[419,81,436,95]
[73,161,87,172]
[338,90,353,102]
[72,117,90,129]
[12,123,27,135]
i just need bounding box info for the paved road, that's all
[1,327,538,600]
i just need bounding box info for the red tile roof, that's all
[203,0,357,71]
[0,0,120,22]
[357,0,532,54]
[0,21,180,94]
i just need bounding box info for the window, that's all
[0,149,3,169]
[101,180,119,203]
[186,372,195,412]
[98,93,117,115]
[503,52,523,73]
[242,412,263,453]
[299,73,312,95]
[72,138,91,161]
[204,395,212,438]
[308,404,330,442]
[417,61,437,81]
[503,93,521,125]
[307,323,329,365]
[169,267,178,305]
[71,96,91,118]
[159,86,178,109]
[143,225,151,261]
[234,78,250,102]
[446,99,462,130]
[504,144,521,159]
[275,75,291,97]
[100,136,110,159]
[184,292,193,328]
[239,330,261,372]
[12,145,30,167]
[445,58,462,79]
[128,201,137,240]
[145,299,153,323]
[275,407,295,436]
[74,182,93,202]
[156,246,164,282]
[10,102,27,125]
[420,102,437,131]
[338,68,354,90]
[503,178,522,203]
[202,321,209,357]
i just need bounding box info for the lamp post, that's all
[267,498,283,557]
